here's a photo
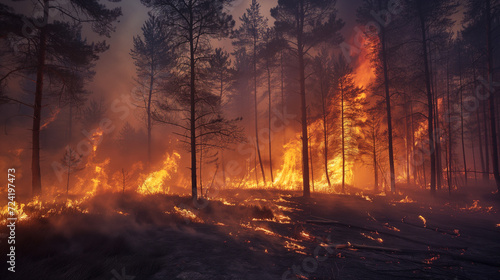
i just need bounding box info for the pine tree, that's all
[0,0,121,196]
[131,12,175,169]
[142,0,235,200]
[232,0,268,186]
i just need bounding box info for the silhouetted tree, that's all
[0,0,121,196]
[131,12,175,169]
[142,0,235,200]
[311,49,334,188]
[232,0,268,186]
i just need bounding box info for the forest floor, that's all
[0,185,499,280]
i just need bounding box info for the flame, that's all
[136,152,181,195]
[40,108,61,130]
[398,196,415,203]
[360,232,383,243]
[424,255,440,265]
[172,206,202,223]
[269,45,374,193]
[460,200,493,212]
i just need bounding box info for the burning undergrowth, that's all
[1,189,499,280]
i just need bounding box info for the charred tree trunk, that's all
[297,2,310,197]
[267,61,274,184]
[475,68,486,182]
[280,50,286,146]
[373,124,378,191]
[189,10,198,200]
[405,93,410,185]
[418,8,436,194]
[411,100,417,185]
[309,126,314,192]
[32,4,48,197]
[459,51,468,185]
[147,71,154,170]
[486,0,500,191]
[253,32,266,187]
[447,58,453,193]
[380,11,396,193]
[341,81,346,193]
[430,49,442,191]
[484,99,490,181]
[321,78,332,188]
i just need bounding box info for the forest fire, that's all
[1,0,500,279]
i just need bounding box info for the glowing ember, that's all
[284,241,307,254]
[424,255,440,265]
[398,196,415,203]
[460,200,493,212]
[418,215,427,227]
[360,232,383,243]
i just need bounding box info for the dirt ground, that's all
[0,186,499,280]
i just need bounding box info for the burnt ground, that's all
[0,187,499,280]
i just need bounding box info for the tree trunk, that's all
[411,100,417,185]
[405,93,410,185]
[341,81,345,193]
[297,2,310,197]
[446,57,453,193]
[373,124,378,191]
[321,76,332,188]
[189,9,197,200]
[459,50,468,185]
[418,9,436,194]
[147,72,154,170]
[483,99,490,181]
[267,61,274,184]
[32,5,48,197]
[430,49,442,191]
[281,49,286,145]
[379,11,396,193]
[253,32,266,186]
[309,125,314,192]
[486,0,500,191]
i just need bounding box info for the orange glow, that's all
[418,215,427,227]
[137,152,181,195]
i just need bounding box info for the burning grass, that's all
[1,188,499,280]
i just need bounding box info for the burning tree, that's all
[142,0,235,200]
[271,0,344,197]
[311,49,335,188]
[357,0,399,193]
[333,56,367,193]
